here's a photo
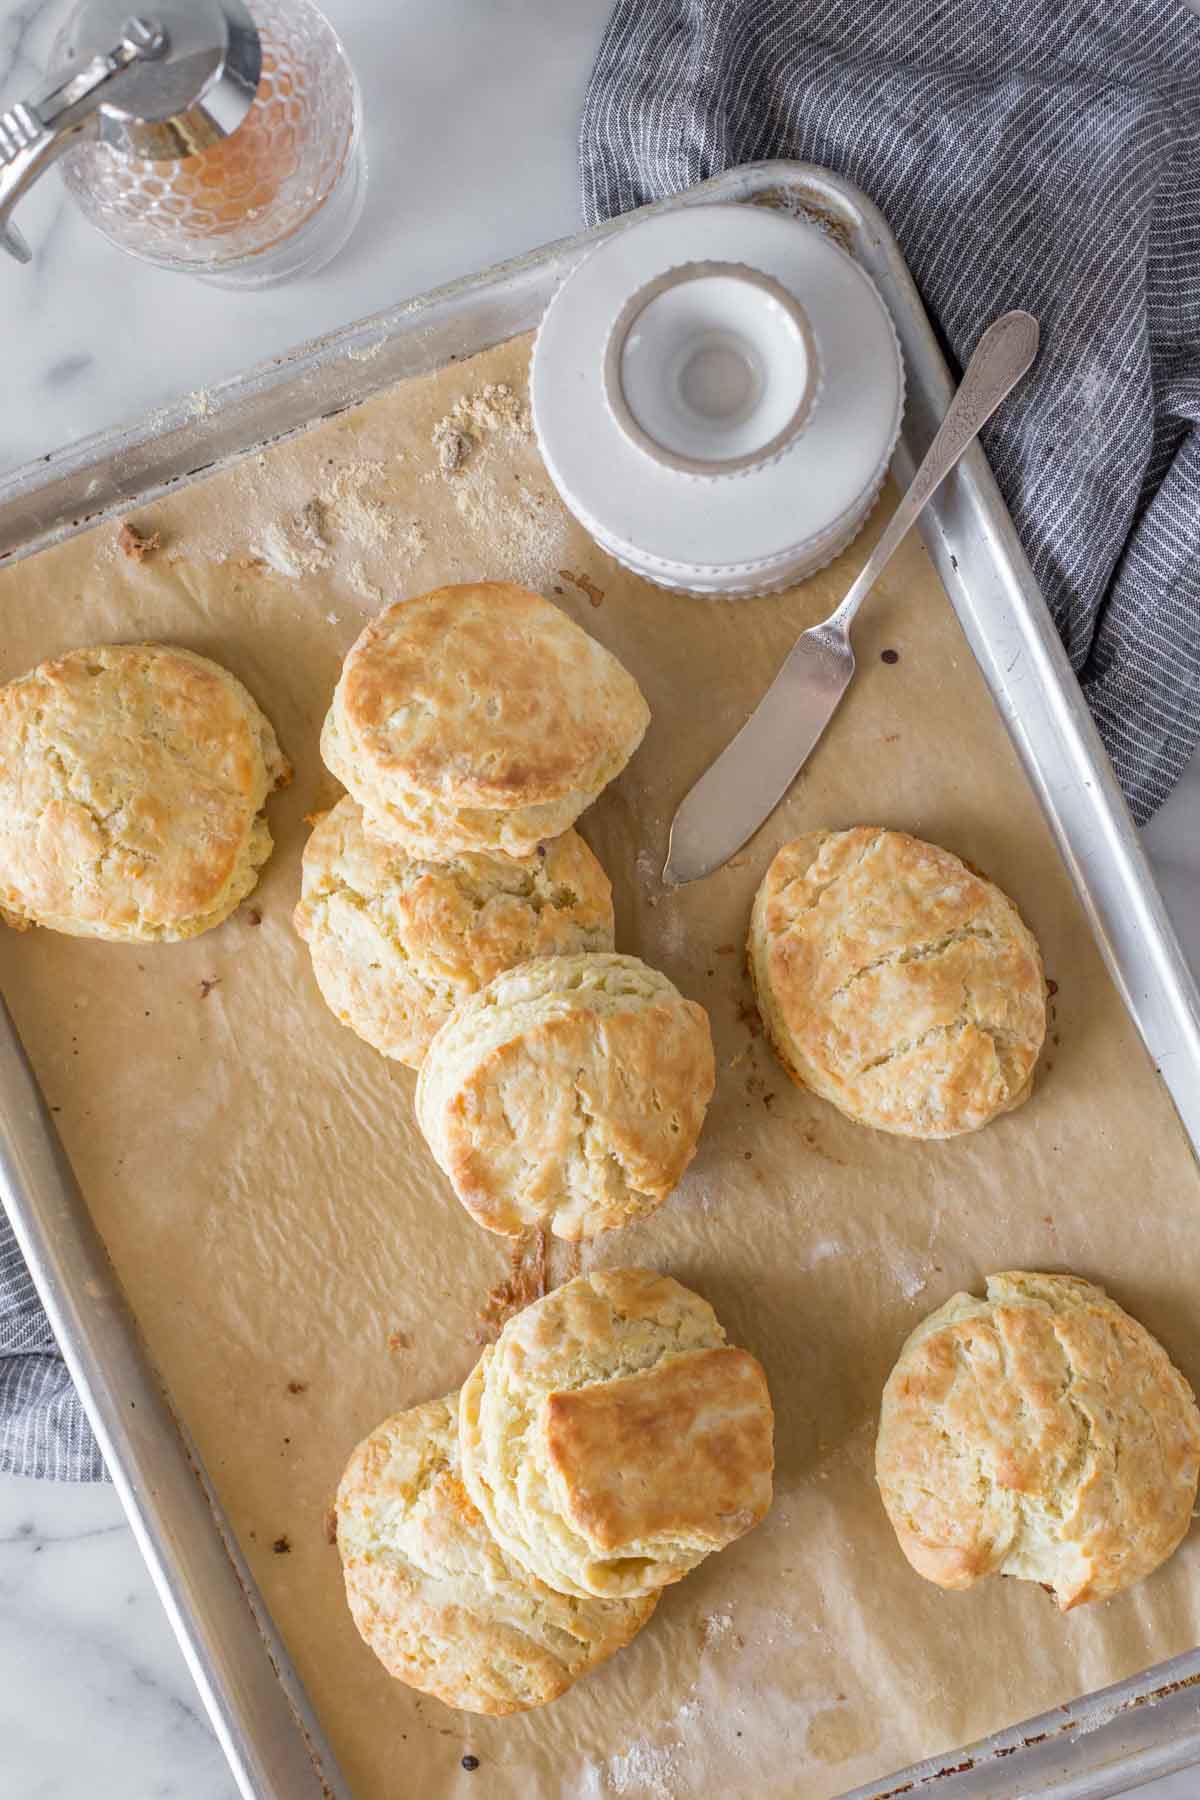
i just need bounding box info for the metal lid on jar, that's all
[531,203,906,598]
[56,1,260,148]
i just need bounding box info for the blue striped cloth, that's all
[581,0,1200,825]
[1,1224,104,1479]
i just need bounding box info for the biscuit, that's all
[320,582,650,858]
[459,1268,774,1599]
[876,1272,1200,1608]
[294,798,614,1067]
[336,1391,655,1713]
[415,953,715,1239]
[0,642,289,943]
[748,827,1045,1137]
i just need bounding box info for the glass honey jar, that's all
[0,0,365,286]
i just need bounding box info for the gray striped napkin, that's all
[580,0,1200,824]
[1,1224,105,1479]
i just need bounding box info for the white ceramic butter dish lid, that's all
[531,202,905,593]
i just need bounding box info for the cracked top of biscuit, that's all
[0,642,289,943]
[748,827,1046,1138]
[327,582,650,813]
[336,1389,654,1714]
[876,1271,1200,1608]
[293,796,614,1067]
[458,1269,774,1600]
[415,953,715,1240]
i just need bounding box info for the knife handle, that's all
[826,311,1040,636]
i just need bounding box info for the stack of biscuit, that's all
[316,587,759,1711]
[319,581,649,859]
[301,580,716,1241]
[337,1268,775,1713]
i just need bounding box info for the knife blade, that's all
[663,310,1040,885]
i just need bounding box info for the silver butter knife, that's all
[663,310,1040,885]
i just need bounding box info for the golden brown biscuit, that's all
[459,1268,774,1599]
[415,953,715,1240]
[320,582,650,857]
[876,1272,1200,1608]
[748,827,1046,1137]
[336,1392,654,1713]
[293,797,614,1067]
[0,642,289,943]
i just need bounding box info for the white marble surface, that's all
[0,2,1198,1796]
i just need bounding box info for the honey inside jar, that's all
[118,47,313,239]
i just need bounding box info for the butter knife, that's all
[663,310,1040,885]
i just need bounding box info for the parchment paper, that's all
[1,336,1198,1800]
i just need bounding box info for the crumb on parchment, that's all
[295,497,329,547]
[117,522,161,561]
[432,421,473,473]
[432,382,530,455]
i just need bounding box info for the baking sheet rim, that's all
[0,161,1197,1800]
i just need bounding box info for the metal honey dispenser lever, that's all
[0,0,364,286]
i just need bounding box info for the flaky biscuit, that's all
[293,798,614,1067]
[0,642,289,943]
[458,1268,774,1600]
[876,1272,1200,1609]
[415,953,715,1240]
[336,1391,654,1714]
[320,582,649,857]
[748,827,1046,1137]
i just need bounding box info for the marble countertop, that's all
[1,1,1197,1795]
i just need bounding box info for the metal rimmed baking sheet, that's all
[0,162,1198,1800]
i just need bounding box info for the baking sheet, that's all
[1,333,1198,1800]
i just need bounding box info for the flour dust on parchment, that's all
[169,449,429,610]
[246,460,427,600]
[425,380,570,593]
[582,1601,860,1798]
[155,372,568,615]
